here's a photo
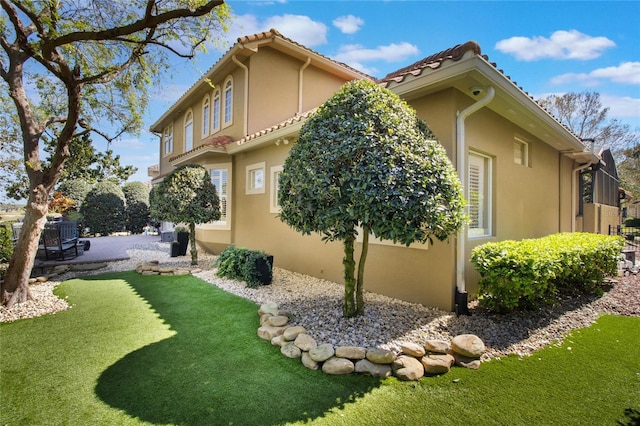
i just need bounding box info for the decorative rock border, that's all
[257,302,485,381]
[135,260,202,276]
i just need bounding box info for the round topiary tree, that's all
[81,181,126,236]
[279,79,466,318]
[57,179,92,211]
[150,164,221,265]
[123,181,150,234]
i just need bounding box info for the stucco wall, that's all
[583,203,620,234]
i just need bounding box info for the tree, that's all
[619,143,640,197]
[0,0,230,306]
[123,181,150,234]
[57,179,92,211]
[81,181,126,236]
[278,79,466,318]
[150,164,221,265]
[538,91,639,193]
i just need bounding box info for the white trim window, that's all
[163,124,173,156]
[514,137,529,166]
[211,167,229,224]
[223,76,233,127]
[246,162,265,195]
[212,89,221,133]
[184,109,193,152]
[202,95,210,137]
[270,165,283,213]
[468,151,492,238]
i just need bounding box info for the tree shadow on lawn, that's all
[94,272,380,426]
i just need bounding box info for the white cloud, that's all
[333,15,364,34]
[264,15,328,46]
[600,94,640,119]
[334,42,419,66]
[551,62,640,86]
[495,30,615,61]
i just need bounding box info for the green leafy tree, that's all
[123,181,150,234]
[0,0,230,306]
[538,91,639,196]
[81,181,126,236]
[278,79,466,318]
[150,164,221,265]
[57,179,92,211]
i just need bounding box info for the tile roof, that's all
[235,108,318,146]
[169,135,233,163]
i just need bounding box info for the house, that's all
[150,29,609,311]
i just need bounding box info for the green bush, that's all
[123,182,150,234]
[215,245,272,288]
[0,225,13,263]
[624,217,640,227]
[80,181,126,236]
[471,233,624,313]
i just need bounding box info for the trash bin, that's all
[170,241,180,257]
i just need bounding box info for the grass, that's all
[1,271,639,425]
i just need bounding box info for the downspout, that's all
[455,86,495,309]
[232,55,249,136]
[571,162,593,232]
[298,57,311,115]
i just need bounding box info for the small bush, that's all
[0,225,13,263]
[215,245,272,288]
[471,233,624,313]
[624,217,640,227]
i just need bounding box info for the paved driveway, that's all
[34,234,164,267]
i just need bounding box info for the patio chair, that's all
[42,223,78,260]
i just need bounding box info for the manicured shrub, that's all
[123,181,150,234]
[57,179,92,210]
[81,181,126,236]
[471,233,624,313]
[215,245,272,288]
[0,225,13,263]
[624,217,640,227]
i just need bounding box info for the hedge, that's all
[471,233,624,313]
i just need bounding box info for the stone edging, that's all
[257,302,486,381]
[135,260,201,276]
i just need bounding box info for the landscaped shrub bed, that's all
[471,233,624,313]
[215,245,273,288]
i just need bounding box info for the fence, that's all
[609,225,639,251]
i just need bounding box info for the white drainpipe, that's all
[298,57,311,115]
[232,55,249,136]
[455,86,495,295]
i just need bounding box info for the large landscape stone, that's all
[257,325,287,341]
[301,352,319,370]
[451,352,482,370]
[322,357,355,375]
[366,348,396,364]
[283,325,306,341]
[270,335,286,347]
[421,353,455,375]
[309,343,335,362]
[259,302,279,316]
[294,333,317,352]
[281,342,302,359]
[400,342,426,358]
[451,334,485,358]
[336,346,366,360]
[355,359,392,378]
[424,339,450,354]
[392,355,424,381]
[267,315,289,327]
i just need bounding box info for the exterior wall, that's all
[583,203,620,234]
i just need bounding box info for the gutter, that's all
[455,86,495,305]
[232,55,249,137]
[571,162,594,232]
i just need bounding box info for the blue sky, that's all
[114,0,640,184]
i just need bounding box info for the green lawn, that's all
[1,271,639,425]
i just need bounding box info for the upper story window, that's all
[223,76,233,127]
[246,162,265,195]
[202,95,210,137]
[468,151,493,238]
[163,124,173,156]
[212,89,221,133]
[514,137,529,166]
[184,109,193,152]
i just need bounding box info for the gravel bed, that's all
[1,242,638,361]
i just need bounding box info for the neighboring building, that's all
[150,30,607,311]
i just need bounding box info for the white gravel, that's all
[2,241,638,361]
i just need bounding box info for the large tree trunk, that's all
[1,187,50,307]
[342,234,357,317]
